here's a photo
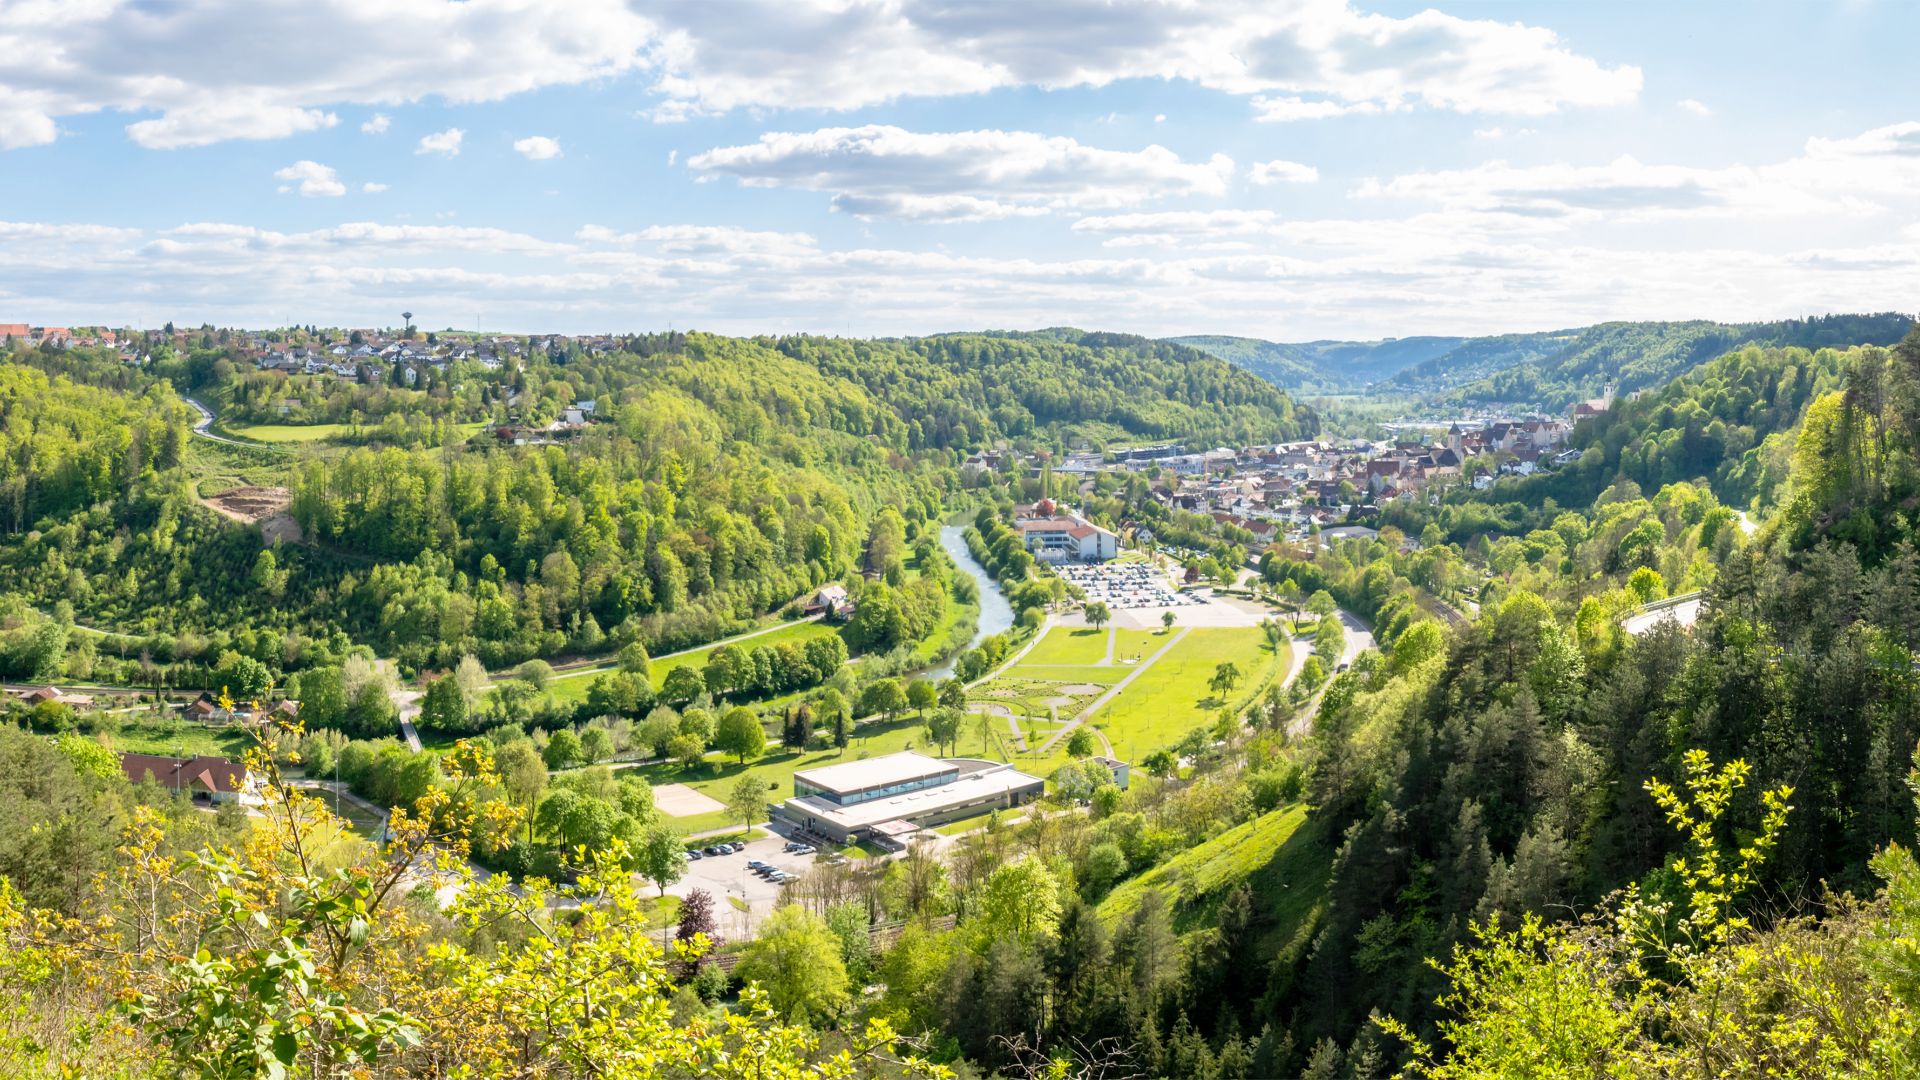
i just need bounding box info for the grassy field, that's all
[1014,626,1163,669]
[1020,626,1111,666]
[108,717,251,759]
[225,421,491,445]
[1088,628,1288,762]
[1097,802,1328,936]
[226,422,355,443]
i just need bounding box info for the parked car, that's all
[703,846,725,857]
[782,841,803,852]
[747,859,769,871]
[679,850,694,861]
[686,849,703,860]
[791,844,815,855]
[726,841,746,853]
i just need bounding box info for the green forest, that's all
[6,320,1920,1077]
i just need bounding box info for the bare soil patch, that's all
[202,486,303,543]
[655,783,727,818]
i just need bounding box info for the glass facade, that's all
[795,770,955,806]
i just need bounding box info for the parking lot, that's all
[1056,560,1203,611]
[665,830,824,939]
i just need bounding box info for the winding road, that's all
[182,394,254,446]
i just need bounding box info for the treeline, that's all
[0,366,188,532]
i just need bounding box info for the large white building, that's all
[1016,515,1119,563]
[776,751,1044,846]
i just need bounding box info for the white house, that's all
[1016,515,1119,562]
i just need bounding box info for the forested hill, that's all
[779,329,1314,449]
[1168,330,1576,392]
[1447,312,1913,409]
[1488,341,1864,513]
[0,329,1310,678]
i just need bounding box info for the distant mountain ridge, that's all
[1169,313,1913,406]
[1167,330,1574,393]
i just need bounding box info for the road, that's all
[1287,607,1375,739]
[182,394,255,447]
[526,614,825,691]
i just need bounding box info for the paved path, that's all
[1101,626,1116,665]
[966,617,1052,689]
[1287,607,1375,739]
[182,394,267,448]
[527,614,824,689]
[1037,627,1189,756]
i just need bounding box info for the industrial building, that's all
[777,751,1044,847]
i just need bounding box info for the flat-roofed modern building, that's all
[778,751,1044,846]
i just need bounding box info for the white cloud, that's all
[1678,98,1713,117]
[0,1,1638,150]
[273,160,346,197]
[1249,160,1318,185]
[0,0,657,150]
[688,125,1234,220]
[131,102,337,150]
[361,113,391,134]
[513,135,563,160]
[362,181,388,193]
[416,128,464,157]
[1355,122,1920,221]
[1252,96,1382,122]
[8,211,1920,342]
[641,1,1639,122]
[1154,113,1166,123]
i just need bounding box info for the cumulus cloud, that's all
[1249,160,1318,185]
[362,181,388,193]
[513,135,563,160]
[641,0,1638,121]
[688,125,1234,220]
[0,0,1638,150]
[1678,98,1713,117]
[417,128,464,156]
[274,160,346,197]
[361,113,391,134]
[131,102,337,150]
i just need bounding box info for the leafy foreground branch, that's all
[0,704,946,1078]
[1384,749,1920,1077]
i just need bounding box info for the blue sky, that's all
[2,0,1917,339]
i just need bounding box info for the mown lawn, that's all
[1020,626,1112,666]
[1088,628,1287,762]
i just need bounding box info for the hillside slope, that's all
[1171,330,1572,392]
[1448,313,1912,409]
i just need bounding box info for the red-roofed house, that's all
[119,752,259,805]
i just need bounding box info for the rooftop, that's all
[792,750,955,796]
[786,761,1043,831]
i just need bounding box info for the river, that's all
[928,524,1017,680]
